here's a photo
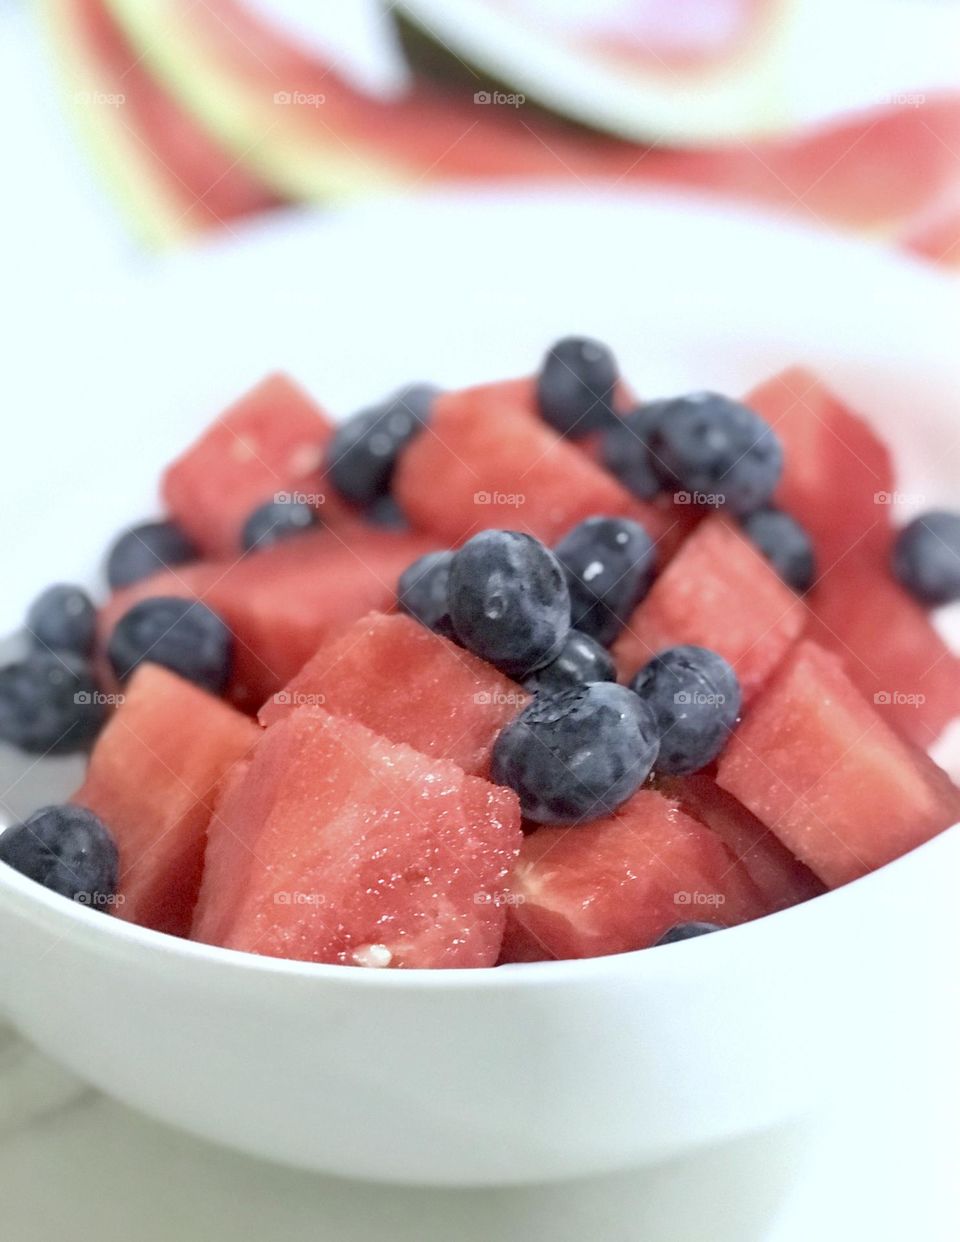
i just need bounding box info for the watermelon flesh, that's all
[259,612,528,776]
[500,790,765,962]
[393,378,680,550]
[161,373,336,558]
[71,664,259,936]
[192,708,522,968]
[806,556,960,751]
[613,516,806,699]
[97,525,438,712]
[746,368,960,747]
[655,775,824,913]
[746,367,895,568]
[717,641,960,888]
[49,0,282,246]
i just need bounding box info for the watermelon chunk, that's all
[655,775,825,913]
[192,708,522,968]
[259,612,528,776]
[393,380,678,549]
[499,790,765,963]
[807,553,960,750]
[162,373,335,558]
[746,367,895,568]
[97,526,437,712]
[613,516,806,699]
[71,664,259,936]
[717,641,960,888]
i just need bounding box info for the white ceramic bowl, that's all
[1,192,959,1185]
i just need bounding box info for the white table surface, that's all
[2,4,959,1237]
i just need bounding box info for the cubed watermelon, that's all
[807,553,960,749]
[655,775,825,913]
[746,367,895,567]
[97,525,438,711]
[162,374,336,558]
[717,641,960,888]
[259,612,528,776]
[192,708,522,968]
[499,789,765,962]
[392,380,677,549]
[612,516,807,698]
[71,664,259,936]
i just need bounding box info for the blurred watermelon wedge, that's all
[392,0,803,145]
[39,0,283,247]
[89,0,960,262]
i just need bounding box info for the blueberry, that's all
[106,521,198,590]
[741,507,816,593]
[366,495,409,530]
[398,551,457,638]
[554,516,655,646]
[524,630,616,692]
[0,652,106,754]
[26,584,97,657]
[0,805,118,906]
[655,922,723,946]
[892,511,960,606]
[242,499,317,552]
[107,597,232,695]
[648,393,782,516]
[536,336,619,437]
[631,645,741,775]
[448,531,571,677]
[600,402,669,501]
[491,681,659,824]
[326,384,437,507]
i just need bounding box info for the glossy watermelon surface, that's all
[72,664,259,935]
[393,380,676,549]
[717,641,960,887]
[499,789,765,962]
[613,516,806,698]
[259,612,528,776]
[655,774,825,913]
[192,708,522,967]
[162,373,335,558]
[97,526,438,712]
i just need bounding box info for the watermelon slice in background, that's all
[93,0,960,265]
[259,612,528,777]
[392,0,803,144]
[192,707,523,968]
[499,789,766,963]
[71,664,260,936]
[717,641,960,889]
[39,0,283,247]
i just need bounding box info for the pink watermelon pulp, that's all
[613,516,806,698]
[161,373,337,558]
[97,525,438,712]
[655,775,825,913]
[72,664,259,935]
[500,790,765,962]
[259,611,528,776]
[393,379,681,550]
[192,708,522,968]
[717,641,960,888]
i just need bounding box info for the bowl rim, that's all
[1,824,956,992]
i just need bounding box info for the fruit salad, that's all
[2,340,959,968]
